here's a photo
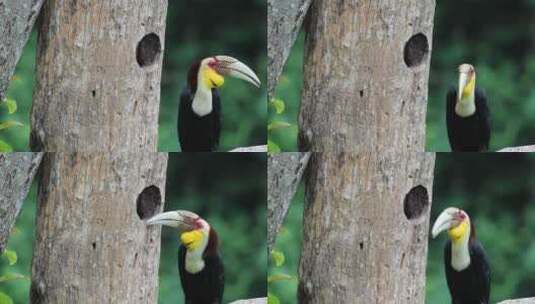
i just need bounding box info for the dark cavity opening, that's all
[403,185,429,220]
[136,33,161,67]
[404,33,429,68]
[92,242,96,249]
[91,90,96,97]
[136,185,161,220]
[359,90,364,97]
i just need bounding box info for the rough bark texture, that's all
[0,0,45,101]
[230,298,267,304]
[498,299,535,304]
[267,0,312,98]
[30,153,168,304]
[267,152,311,253]
[298,152,435,303]
[0,153,43,254]
[299,0,436,152]
[498,145,535,152]
[30,0,168,152]
[230,145,268,153]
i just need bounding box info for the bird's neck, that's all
[192,75,213,117]
[185,249,206,274]
[450,226,471,271]
[455,87,476,117]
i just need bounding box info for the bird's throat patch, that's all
[461,77,475,99]
[203,68,224,89]
[448,221,468,245]
[181,230,204,251]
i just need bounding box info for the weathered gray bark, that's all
[230,298,267,304]
[267,0,312,97]
[0,153,43,254]
[299,0,436,152]
[30,153,168,303]
[230,145,268,153]
[498,299,535,304]
[0,0,45,102]
[267,152,310,253]
[498,145,535,152]
[298,152,435,303]
[30,0,168,152]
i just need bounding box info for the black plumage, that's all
[178,87,221,152]
[446,87,491,152]
[444,239,491,304]
[178,245,225,304]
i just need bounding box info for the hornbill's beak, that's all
[431,207,462,238]
[457,63,475,101]
[215,55,261,88]
[146,210,199,232]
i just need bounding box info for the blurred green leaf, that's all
[270,98,285,114]
[0,292,13,304]
[268,273,293,284]
[2,98,17,114]
[271,250,285,267]
[0,273,26,283]
[0,140,13,152]
[0,121,23,131]
[1,250,17,266]
[268,140,281,153]
[267,292,280,304]
[268,121,291,132]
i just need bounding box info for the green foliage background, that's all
[0,153,267,303]
[270,0,535,152]
[0,0,266,152]
[268,154,535,303]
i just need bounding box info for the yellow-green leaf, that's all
[0,140,13,152]
[268,121,291,132]
[267,292,280,304]
[267,140,281,153]
[270,98,285,114]
[268,273,293,283]
[0,273,26,283]
[3,98,17,114]
[271,249,285,267]
[0,121,23,131]
[2,250,17,266]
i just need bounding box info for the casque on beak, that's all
[214,55,261,88]
[431,207,463,239]
[146,210,199,232]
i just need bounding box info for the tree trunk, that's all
[30,0,168,152]
[30,152,168,303]
[498,145,535,152]
[298,152,435,303]
[298,0,436,152]
[267,152,310,253]
[267,0,312,98]
[230,298,267,304]
[0,0,45,101]
[498,298,535,304]
[0,152,43,254]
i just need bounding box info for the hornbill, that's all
[432,207,491,304]
[446,64,491,151]
[179,56,261,152]
[147,210,224,304]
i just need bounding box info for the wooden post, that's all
[0,153,43,254]
[30,152,168,303]
[30,0,168,152]
[298,152,435,303]
[0,0,45,101]
[298,0,436,152]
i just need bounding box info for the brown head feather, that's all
[204,227,219,257]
